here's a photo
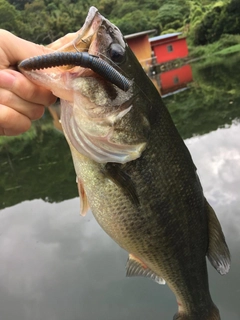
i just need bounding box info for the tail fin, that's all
[173,304,220,320]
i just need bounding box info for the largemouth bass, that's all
[19,7,230,320]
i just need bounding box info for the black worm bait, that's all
[18,52,131,92]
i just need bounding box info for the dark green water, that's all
[0,53,240,320]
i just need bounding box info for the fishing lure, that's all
[18,52,131,92]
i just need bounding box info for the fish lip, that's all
[46,7,103,55]
[18,6,133,100]
[78,7,100,39]
[71,7,103,53]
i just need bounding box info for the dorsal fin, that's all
[206,200,230,275]
[126,254,165,285]
[77,177,89,216]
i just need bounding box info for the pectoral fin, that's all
[126,254,165,285]
[206,200,230,275]
[77,177,89,216]
[104,163,140,207]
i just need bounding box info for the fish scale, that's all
[19,6,230,320]
[72,113,210,314]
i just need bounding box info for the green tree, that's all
[0,0,25,34]
[7,0,31,10]
[98,0,117,16]
[193,0,240,45]
[155,0,190,32]
[112,9,156,35]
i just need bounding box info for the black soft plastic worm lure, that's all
[18,52,131,92]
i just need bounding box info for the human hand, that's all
[0,30,57,136]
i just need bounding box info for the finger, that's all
[0,104,32,136]
[0,70,57,106]
[0,86,45,121]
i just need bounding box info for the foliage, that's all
[155,0,190,31]
[0,0,238,46]
[111,10,157,35]
[0,0,27,36]
[192,0,240,45]
[188,34,240,58]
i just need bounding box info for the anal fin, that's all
[126,254,165,285]
[206,200,230,275]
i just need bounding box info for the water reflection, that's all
[0,129,77,209]
[0,54,240,319]
[160,64,193,96]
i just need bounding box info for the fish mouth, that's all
[53,6,102,55]
[18,7,131,92]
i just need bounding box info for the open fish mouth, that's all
[18,7,131,92]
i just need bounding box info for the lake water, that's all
[0,52,240,320]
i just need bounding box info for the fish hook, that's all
[18,52,131,92]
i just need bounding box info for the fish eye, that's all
[108,43,125,64]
